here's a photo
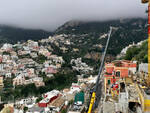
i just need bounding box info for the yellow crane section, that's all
[141,0,150,87]
[139,1,150,112]
[87,92,96,113]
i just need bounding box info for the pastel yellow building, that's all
[0,76,4,88]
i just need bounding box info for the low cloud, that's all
[0,0,147,31]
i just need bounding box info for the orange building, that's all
[122,61,136,67]
[114,67,128,78]
[105,60,136,77]
[105,63,115,74]
[104,60,136,94]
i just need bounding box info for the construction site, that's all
[87,0,150,113]
[101,60,150,113]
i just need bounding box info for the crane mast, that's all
[87,27,113,113]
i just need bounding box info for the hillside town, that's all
[0,0,149,112]
[0,40,64,87]
[0,34,149,113]
[0,35,96,113]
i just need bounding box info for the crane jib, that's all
[95,27,112,92]
[87,27,113,113]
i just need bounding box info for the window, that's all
[116,71,120,77]
[108,79,111,84]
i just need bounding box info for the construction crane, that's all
[134,1,150,112]
[87,27,113,113]
[141,0,150,87]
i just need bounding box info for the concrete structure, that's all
[48,96,65,112]
[136,84,150,112]
[139,63,148,74]
[27,106,44,113]
[102,102,115,113]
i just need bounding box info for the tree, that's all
[61,109,67,113]
[24,106,28,113]
[124,40,148,63]
[36,96,43,103]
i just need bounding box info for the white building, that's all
[1,43,13,51]
[139,63,148,74]
[13,75,25,86]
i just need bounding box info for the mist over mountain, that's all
[0,0,147,31]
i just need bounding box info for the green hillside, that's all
[124,40,148,63]
[56,18,147,56]
[0,25,52,45]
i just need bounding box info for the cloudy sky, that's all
[0,0,147,31]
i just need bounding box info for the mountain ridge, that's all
[0,18,148,57]
[54,18,147,56]
[0,25,53,45]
